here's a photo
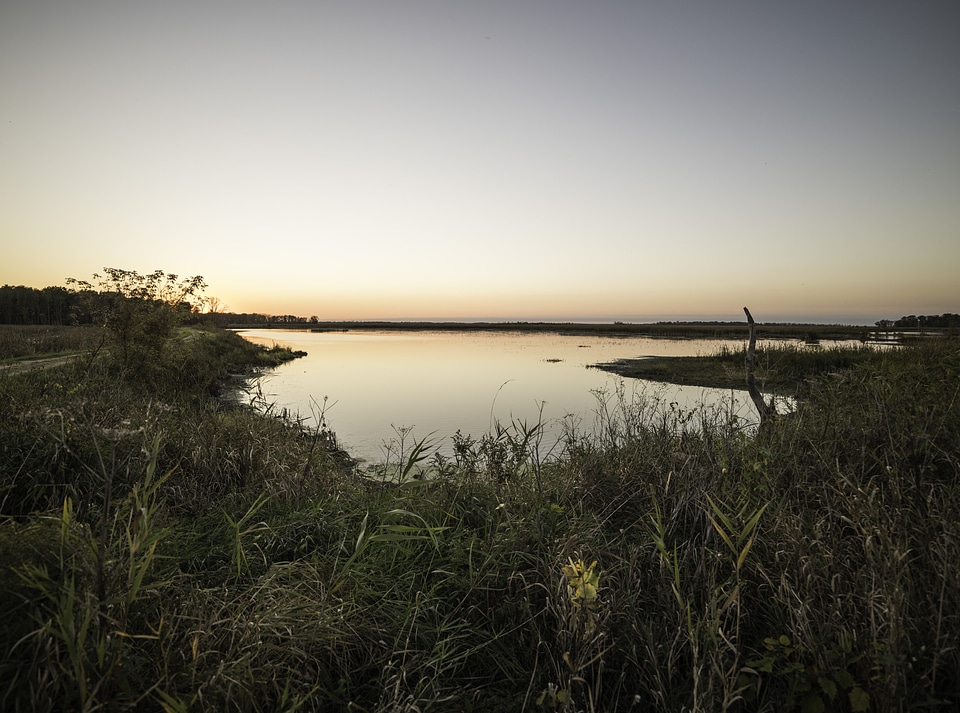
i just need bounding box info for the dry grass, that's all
[1,330,957,711]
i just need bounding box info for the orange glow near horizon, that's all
[2,3,957,325]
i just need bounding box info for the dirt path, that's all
[0,353,83,375]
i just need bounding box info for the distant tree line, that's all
[1,276,205,327]
[0,283,319,328]
[0,285,82,325]
[3,282,956,331]
[208,313,320,328]
[875,314,960,329]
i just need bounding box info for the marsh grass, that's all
[1,329,958,711]
[595,340,886,394]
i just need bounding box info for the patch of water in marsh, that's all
[238,329,763,465]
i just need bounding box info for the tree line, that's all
[0,285,78,325]
[207,312,320,328]
[0,280,326,327]
[0,282,318,328]
[876,314,960,329]
[2,280,957,330]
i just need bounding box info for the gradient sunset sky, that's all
[2,1,958,324]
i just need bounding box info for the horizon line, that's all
[228,315,886,327]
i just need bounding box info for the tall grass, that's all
[1,330,957,711]
[708,341,883,392]
[0,325,105,361]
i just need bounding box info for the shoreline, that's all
[229,319,883,341]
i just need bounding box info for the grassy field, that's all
[1,325,958,711]
[0,324,105,362]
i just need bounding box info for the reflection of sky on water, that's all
[239,330,761,464]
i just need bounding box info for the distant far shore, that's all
[227,320,885,341]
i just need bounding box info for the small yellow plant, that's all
[537,558,604,710]
[562,558,599,609]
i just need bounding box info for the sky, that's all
[2,1,958,325]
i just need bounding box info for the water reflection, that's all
[238,329,759,464]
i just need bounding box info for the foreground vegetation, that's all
[1,317,958,711]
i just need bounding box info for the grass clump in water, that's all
[594,340,887,394]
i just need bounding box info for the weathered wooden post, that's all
[743,307,777,424]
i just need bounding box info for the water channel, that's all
[238,329,761,465]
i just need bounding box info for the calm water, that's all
[238,329,759,464]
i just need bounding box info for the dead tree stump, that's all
[743,307,777,424]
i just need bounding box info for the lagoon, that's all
[238,329,760,465]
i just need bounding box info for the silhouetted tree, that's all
[66,268,206,370]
